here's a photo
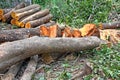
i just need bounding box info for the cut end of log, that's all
[16,20,21,27]
[11,12,16,19]
[80,24,96,36]
[0,15,3,20]
[1,16,6,22]
[11,19,16,25]
[72,29,82,37]
[0,9,3,15]
[20,22,25,28]
[62,27,73,37]
[40,25,50,37]
[25,22,31,28]
[49,25,61,38]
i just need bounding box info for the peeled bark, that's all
[0,36,102,71]
[20,9,49,27]
[12,7,40,20]
[2,3,25,23]
[99,21,120,29]
[0,28,40,43]
[25,14,52,28]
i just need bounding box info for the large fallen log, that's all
[2,3,25,23]
[25,14,53,28]
[99,21,120,29]
[0,36,102,71]
[0,28,40,43]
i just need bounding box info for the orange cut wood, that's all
[62,27,73,37]
[72,29,82,37]
[49,25,62,38]
[40,25,50,37]
[80,24,97,36]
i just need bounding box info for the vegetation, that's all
[33,0,113,28]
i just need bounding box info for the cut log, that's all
[25,14,53,28]
[72,29,82,37]
[0,8,12,15]
[20,56,38,80]
[1,3,25,23]
[99,21,120,29]
[10,19,16,25]
[49,24,62,37]
[0,28,40,43]
[12,7,40,20]
[20,9,49,27]
[0,36,102,71]
[62,27,73,37]
[40,25,50,37]
[80,24,100,37]
[11,4,40,18]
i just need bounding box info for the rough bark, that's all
[12,7,40,20]
[2,3,25,23]
[0,36,102,71]
[99,21,120,29]
[20,9,49,27]
[20,56,38,80]
[25,14,52,28]
[0,28,40,43]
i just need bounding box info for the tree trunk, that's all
[25,14,52,28]
[2,3,25,23]
[0,28,40,43]
[99,21,120,29]
[12,7,40,20]
[20,9,50,27]
[0,36,102,71]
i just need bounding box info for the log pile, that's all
[0,2,120,80]
[0,3,54,28]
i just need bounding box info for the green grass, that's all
[33,0,113,28]
[88,43,120,79]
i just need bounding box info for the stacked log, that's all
[0,3,54,28]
